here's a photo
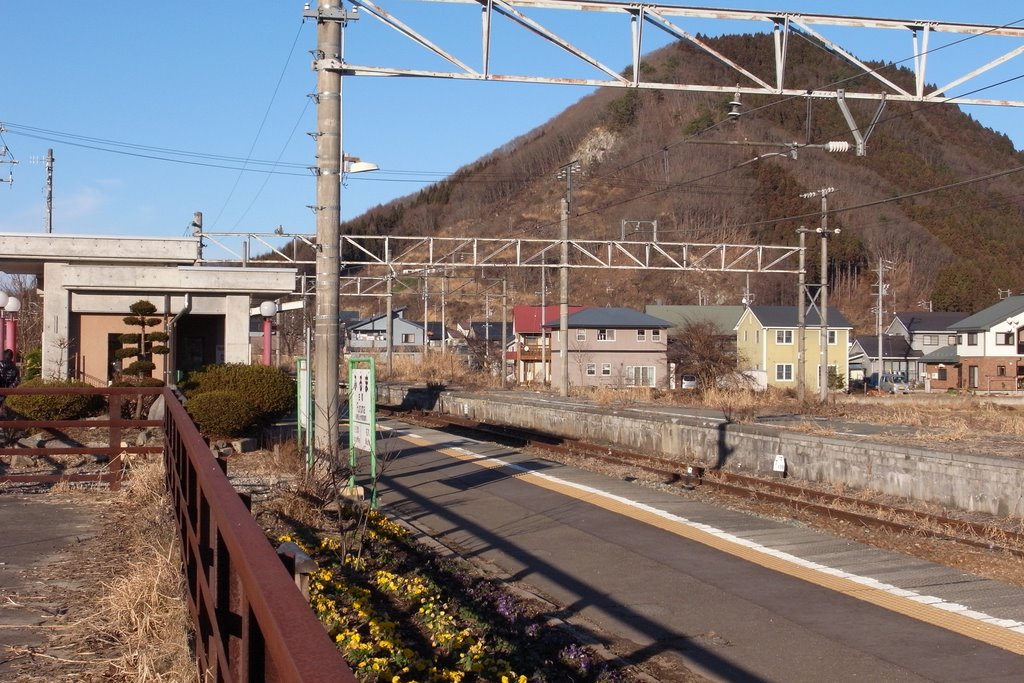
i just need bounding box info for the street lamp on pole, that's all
[4,296,21,359]
[0,291,9,355]
[799,187,839,402]
[260,301,278,366]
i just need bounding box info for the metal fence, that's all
[0,383,355,682]
[0,385,163,489]
[162,388,356,682]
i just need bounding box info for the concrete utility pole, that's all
[386,274,394,375]
[800,187,838,402]
[875,259,891,378]
[556,160,580,398]
[501,277,508,389]
[43,149,54,233]
[311,0,352,459]
[540,264,547,385]
[796,228,808,402]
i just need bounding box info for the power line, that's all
[213,21,307,228]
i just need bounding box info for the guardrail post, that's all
[277,542,317,600]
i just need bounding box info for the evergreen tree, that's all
[115,300,169,381]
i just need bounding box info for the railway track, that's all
[381,407,1024,559]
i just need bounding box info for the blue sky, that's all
[2,1,1022,252]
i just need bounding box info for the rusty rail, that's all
[162,388,356,682]
[0,385,163,490]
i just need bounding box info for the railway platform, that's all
[377,418,1024,682]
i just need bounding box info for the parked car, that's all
[877,373,911,394]
[679,373,698,390]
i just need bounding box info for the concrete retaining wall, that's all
[379,385,1024,518]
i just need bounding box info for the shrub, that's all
[6,379,104,420]
[110,377,165,418]
[182,363,295,418]
[185,390,260,438]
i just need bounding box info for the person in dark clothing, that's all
[0,349,19,389]
[0,349,19,416]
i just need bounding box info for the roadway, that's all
[376,419,1024,682]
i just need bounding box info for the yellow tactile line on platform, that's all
[397,431,1024,656]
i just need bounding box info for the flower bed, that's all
[280,510,638,682]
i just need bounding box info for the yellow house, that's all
[736,306,853,391]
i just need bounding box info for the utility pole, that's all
[309,0,357,459]
[0,125,16,187]
[422,274,429,359]
[501,276,508,389]
[874,259,891,378]
[31,149,55,232]
[44,149,53,233]
[556,160,580,398]
[386,273,394,375]
[540,264,547,385]
[796,227,809,402]
[800,187,838,402]
[440,270,447,356]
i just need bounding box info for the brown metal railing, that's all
[0,385,163,489]
[162,388,356,682]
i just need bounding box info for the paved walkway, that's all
[0,494,102,677]
[378,419,1024,682]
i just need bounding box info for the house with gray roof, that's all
[736,305,854,392]
[542,307,671,388]
[346,307,426,353]
[945,296,1024,391]
[848,335,920,384]
[884,310,968,383]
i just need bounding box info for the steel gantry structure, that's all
[334,0,1024,107]
[303,0,1024,454]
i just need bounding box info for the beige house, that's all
[543,307,671,388]
[736,306,853,391]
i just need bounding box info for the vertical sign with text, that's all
[347,357,378,507]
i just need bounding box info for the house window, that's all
[401,333,415,344]
[775,364,793,381]
[601,363,611,376]
[585,363,596,376]
[625,365,655,387]
[937,367,948,381]
[997,332,1013,346]
[637,329,647,342]
[576,329,586,342]
[597,329,615,341]
[776,330,793,345]
[967,333,978,346]
[827,330,837,345]
[652,329,662,342]
[923,334,939,346]
[998,365,1007,376]
[949,335,958,346]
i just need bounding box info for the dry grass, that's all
[372,350,498,388]
[66,459,195,682]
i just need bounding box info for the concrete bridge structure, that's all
[0,232,296,384]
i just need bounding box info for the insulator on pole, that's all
[826,140,851,153]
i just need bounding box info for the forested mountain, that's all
[339,33,1024,332]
